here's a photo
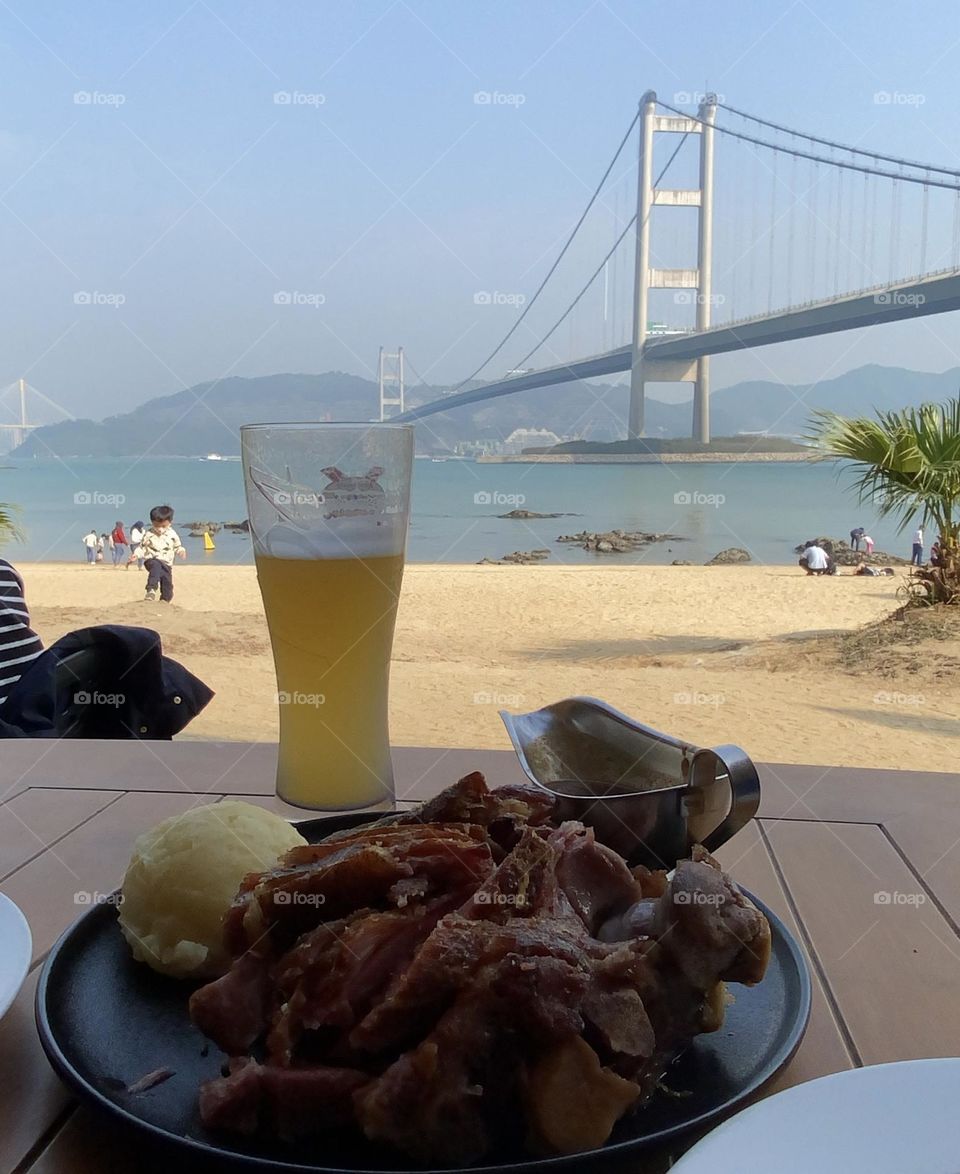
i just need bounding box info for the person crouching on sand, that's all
[140,505,186,603]
[799,541,833,576]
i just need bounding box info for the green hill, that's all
[14,363,960,457]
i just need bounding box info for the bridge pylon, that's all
[628,92,717,441]
[378,347,405,421]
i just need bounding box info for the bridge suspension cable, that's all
[511,133,691,370]
[657,99,960,190]
[920,178,930,273]
[717,101,960,180]
[767,148,778,312]
[953,192,960,267]
[448,109,639,393]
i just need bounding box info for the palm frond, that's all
[0,502,24,546]
[807,400,960,540]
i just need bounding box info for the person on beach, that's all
[82,529,98,565]
[862,534,875,555]
[127,521,145,570]
[111,521,127,567]
[931,537,943,568]
[850,526,865,551]
[96,533,107,564]
[911,526,924,566]
[800,542,832,576]
[141,505,186,602]
[0,560,43,704]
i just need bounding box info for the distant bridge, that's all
[390,93,960,440]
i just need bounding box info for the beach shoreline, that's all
[13,562,956,774]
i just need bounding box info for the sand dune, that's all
[18,561,958,771]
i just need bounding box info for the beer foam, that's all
[254,515,408,560]
[245,463,409,559]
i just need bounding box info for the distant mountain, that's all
[702,364,960,436]
[13,363,960,458]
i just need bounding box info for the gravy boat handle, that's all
[691,743,761,852]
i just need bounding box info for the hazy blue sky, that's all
[2,0,960,424]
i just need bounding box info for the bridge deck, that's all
[395,269,960,422]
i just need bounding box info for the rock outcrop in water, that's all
[556,529,685,553]
[477,549,551,565]
[706,547,752,565]
[793,537,908,566]
[496,509,573,519]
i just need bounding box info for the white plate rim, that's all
[671,1057,960,1172]
[0,892,32,1019]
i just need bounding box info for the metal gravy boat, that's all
[500,697,760,869]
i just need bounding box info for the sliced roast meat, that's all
[322,771,556,853]
[226,826,493,954]
[261,1065,369,1140]
[655,848,771,989]
[554,823,644,934]
[189,951,271,1056]
[461,825,579,924]
[267,892,466,1066]
[198,1057,262,1135]
[190,779,771,1165]
[199,1057,368,1141]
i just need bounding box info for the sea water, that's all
[0,456,914,567]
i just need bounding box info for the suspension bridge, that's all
[390,92,960,442]
[0,380,72,453]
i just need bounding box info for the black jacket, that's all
[0,624,214,738]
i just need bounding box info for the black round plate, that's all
[36,811,811,1173]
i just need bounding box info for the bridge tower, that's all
[378,347,405,421]
[628,91,717,441]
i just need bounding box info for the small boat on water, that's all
[204,452,223,462]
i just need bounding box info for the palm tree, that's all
[808,399,960,605]
[0,502,23,547]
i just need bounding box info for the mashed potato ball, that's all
[118,801,306,979]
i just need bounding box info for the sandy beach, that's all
[16,561,958,773]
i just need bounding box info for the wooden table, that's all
[2,742,959,1173]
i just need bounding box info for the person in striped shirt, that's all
[0,560,43,704]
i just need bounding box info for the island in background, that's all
[480,435,810,463]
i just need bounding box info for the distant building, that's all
[503,427,562,454]
[454,439,503,457]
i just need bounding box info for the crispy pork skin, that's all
[190,773,770,1163]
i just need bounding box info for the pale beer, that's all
[255,552,404,807]
[241,423,413,809]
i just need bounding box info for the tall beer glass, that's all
[241,423,413,809]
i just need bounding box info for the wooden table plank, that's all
[0,968,71,1174]
[2,739,955,828]
[2,792,219,964]
[714,822,855,1089]
[0,740,276,795]
[882,813,960,929]
[758,761,960,824]
[764,819,960,1064]
[0,741,529,798]
[0,789,120,882]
